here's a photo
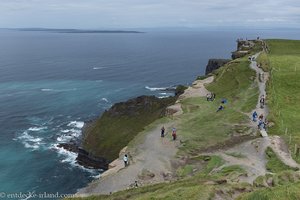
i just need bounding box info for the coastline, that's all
[69,39,257,196]
[75,75,215,196]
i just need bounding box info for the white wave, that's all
[18,131,42,142]
[52,144,98,174]
[91,173,101,179]
[18,131,43,150]
[28,126,47,132]
[101,98,109,103]
[159,92,167,95]
[41,88,77,92]
[145,86,168,91]
[158,95,170,99]
[67,121,84,129]
[24,142,40,150]
[57,129,81,142]
[41,88,53,92]
[93,67,106,70]
[95,80,103,82]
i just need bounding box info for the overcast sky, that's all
[0,0,299,29]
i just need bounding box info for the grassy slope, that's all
[177,58,257,156]
[237,39,300,200]
[67,44,260,200]
[264,40,300,162]
[265,147,295,173]
[238,182,300,200]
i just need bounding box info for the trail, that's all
[166,76,214,116]
[211,52,300,186]
[76,123,177,196]
[76,77,214,197]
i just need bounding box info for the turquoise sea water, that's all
[0,29,299,198]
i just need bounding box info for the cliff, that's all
[67,85,186,169]
[205,59,231,75]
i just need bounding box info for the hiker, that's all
[259,114,264,121]
[263,118,269,131]
[212,93,216,100]
[123,154,128,167]
[206,93,211,101]
[172,127,177,140]
[216,104,224,112]
[221,98,227,104]
[258,119,263,130]
[252,111,258,122]
[260,95,265,108]
[161,126,165,137]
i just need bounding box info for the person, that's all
[212,93,216,101]
[161,126,165,137]
[172,127,177,140]
[263,118,268,131]
[221,98,227,104]
[206,93,211,101]
[258,119,263,130]
[216,104,224,112]
[260,95,265,107]
[123,154,128,167]
[259,114,264,121]
[252,111,258,122]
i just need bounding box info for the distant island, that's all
[11,28,144,34]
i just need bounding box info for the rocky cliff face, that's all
[205,59,231,75]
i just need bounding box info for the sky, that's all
[0,0,299,29]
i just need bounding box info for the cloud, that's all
[0,0,299,28]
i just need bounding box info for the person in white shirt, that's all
[123,154,128,167]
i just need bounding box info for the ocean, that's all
[0,29,299,198]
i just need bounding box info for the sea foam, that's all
[67,121,84,129]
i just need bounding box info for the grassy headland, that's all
[67,40,264,200]
[67,39,300,200]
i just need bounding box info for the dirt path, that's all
[210,52,299,186]
[249,53,269,137]
[166,76,214,116]
[76,123,178,196]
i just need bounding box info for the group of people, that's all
[160,126,177,140]
[252,111,268,130]
[206,92,216,101]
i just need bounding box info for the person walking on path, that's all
[123,154,128,167]
[260,95,265,108]
[263,118,269,131]
[252,111,258,122]
[172,127,177,140]
[161,126,165,137]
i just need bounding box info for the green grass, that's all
[265,147,296,173]
[265,39,300,163]
[256,51,270,72]
[176,164,194,177]
[237,182,300,200]
[225,152,246,158]
[176,58,258,155]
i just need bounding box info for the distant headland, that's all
[9,28,144,34]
